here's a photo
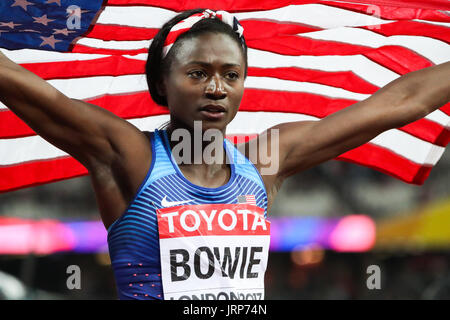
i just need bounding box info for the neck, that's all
[165,120,228,170]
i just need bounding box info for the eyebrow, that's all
[186,61,241,68]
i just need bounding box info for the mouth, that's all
[199,104,227,120]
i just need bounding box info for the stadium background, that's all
[0,149,448,299]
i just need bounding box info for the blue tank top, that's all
[107,129,268,300]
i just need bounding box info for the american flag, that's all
[0,0,449,193]
[238,195,257,206]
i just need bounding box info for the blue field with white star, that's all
[0,0,103,51]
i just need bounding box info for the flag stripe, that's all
[0,136,436,193]
[2,82,448,145]
[1,112,445,167]
[322,1,450,22]
[301,28,450,64]
[0,46,436,88]
[94,4,393,30]
[2,84,448,144]
[85,19,450,44]
[105,0,450,17]
[13,55,382,95]
[361,21,450,44]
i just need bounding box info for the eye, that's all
[188,70,206,79]
[225,71,239,80]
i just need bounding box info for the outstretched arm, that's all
[256,61,450,191]
[0,50,152,227]
[0,50,141,170]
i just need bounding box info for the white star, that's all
[11,0,34,11]
[33,15,56,26]
[0,21,22,29]
[45,0,61,5]
[53,28,76,36]
[39,35,62,49]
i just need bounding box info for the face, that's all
[161,32,246,133]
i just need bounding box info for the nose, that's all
[205,75,226,99]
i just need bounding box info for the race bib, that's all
[157,203,271,300]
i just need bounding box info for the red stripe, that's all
[165,13,206,45]
[247,35,374,56]
[84,21,321,42]
[247,67,379,94]
[0,135,434,193]
[241,20,322,39]
[0,157,88,193]
[441,102,450,116]
[86,24,159,41]
[337,143,432,185]
[84,20,449,46]
[71,44,148,55]
[20,45,435,93]
[247,37,435,75]
[20,56,146,79]
[165,27,192,46]
[71,36,435,79]
[106,0,450,12]
[329,0,450,11]
[106,0,320,12]
[2,89,447,147]
[363,45,434,75]
[361,21,450,44]
[18,56,380,95]
[322,1,450,22]
[26,60,380,95]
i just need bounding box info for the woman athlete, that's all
[0,9,449,300]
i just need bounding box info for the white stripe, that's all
[47,74,148,100]
[0,115,170,165]
[244,77,370,100]
[1,71,448,127]
[0,74,372,111]
[1,75,147,109]
[1,112,444,166]
[97,6,176,28]
[0,48,109,64]
[229,112,445,165]
[235,4,394,28]
[76,38,152,50]
[98,49,401,88]
[372,129,445,166]
[97,4,393,29]
[414,19,450,28]
[426,110,450,128]
[248,49,400,87]
[302,27,450,64]
[0,135,68,165]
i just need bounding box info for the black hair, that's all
[146,9,248,107]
